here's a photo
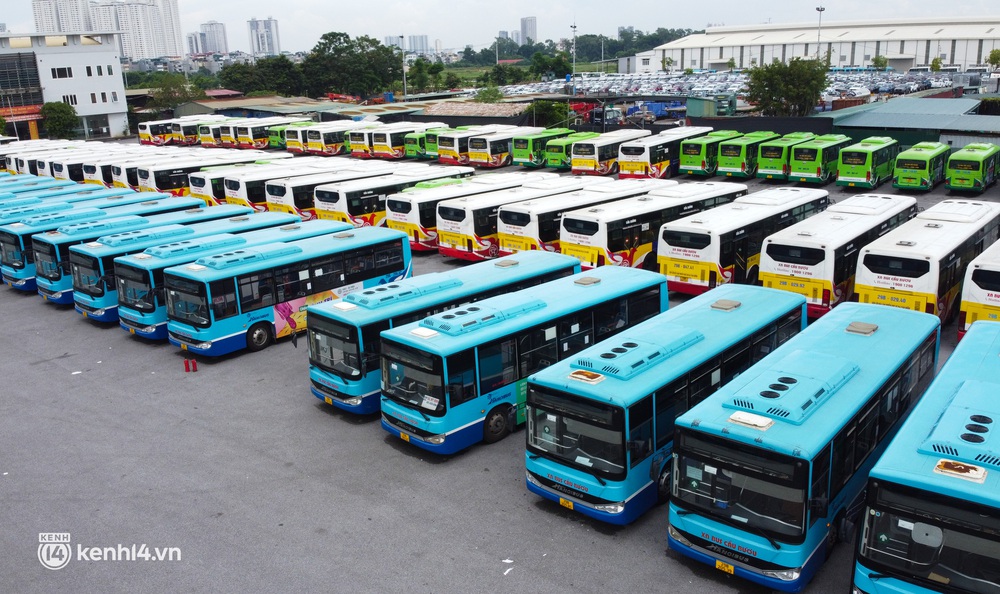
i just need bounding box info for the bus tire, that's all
[656,467,671,504]
[483,406,511,443]
[826,510,844,558]
[246,322,273,352]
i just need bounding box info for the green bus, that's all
[945,142,1000,193]
[404,127,450,159]
[756,132,816,181]
[544,132,600,169]
[678,130,742,176]
[836,136,900,189]
[716,130,780,178]
[789,133,852,184]
[268,122,313,150]
[512,128,573,167]
[892,141,950,191]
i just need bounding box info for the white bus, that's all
[959,238,1000,339]
[304,121,369,156]
[467,127,544,168]
[136,151,279,196]
[197,119,240,148]
[560,181,747,270]
[658,187,831,294]
[188,161,298,206]
[110,151,218,190]
[571,129,652,175]
[36,149,112,179]
[347,122,389,158]
[172,115,229,145]
[617,126,713,179]
[496,178,676,257]
[760,194,918,318]
[437,125,517,166]
[855,199,1000,323]
[371,122,446,159]
[435,175,613,261]
[314,165,475,227]
[223,160,360,211]
[265,162,418,220]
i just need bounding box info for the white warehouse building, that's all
[622,17,1000,74]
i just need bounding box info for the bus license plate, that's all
[559,498,574,510]
[400,432,410,442]
[82,311,88,318]
[323,396,333,406]
[129,328,135,335]
[716,560,734,574]
[848,182,856,187]
[181,344,188,351]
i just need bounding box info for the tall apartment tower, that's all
[32,0,92,33]
[520,16,537,45]
[248,17,280,57]
[384,36,402,50]
[158,0,184,56]
[408,35,429,56]
[200,21,228,54]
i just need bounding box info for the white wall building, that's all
[158,0,183,56]
[520,16,536,45]
[248,17,279,57]
[0,31,128,138]
[408,35,429,56]
[624,17,1000,74]
[200,21,228,55]
[32,0,92,33]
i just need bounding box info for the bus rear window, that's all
[438,138,454,148]
[438,206,465,222]
[562,217,599,236]
[620,146,645,157]
[971,268,1000,292]
[469,138,488,150]
[546,145,564,155]
[499,210,530,228]
[663,230,710,250]
[266,183,286,197]
[862,254,930,278]
[513,139,529,150]
[841,151,867,165]
[574,144,596,156]
[682,143,701,156]
[950,159,980,172]
[896,159,927,171]
[766,243,825,266]
[792,148,818,162]
[386,199,411,214]
[719,144,742,157]
[760,146,784,160]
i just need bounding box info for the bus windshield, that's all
[165,276,210,328]
[0,232,26,268]
[860,484,1000,592]
[574,144,596,156]
[69,252,105,297]
[972,268,1000,292]
[116,263,156,313]
[664,230,711,250]
[562,217,599,236]
[675,431,808,541]
[498,210,531,228]
[526,386,626,480]
[547,145,564,155]
[33,242,62,280]
[307,314,363,380]
[380,339,446,416]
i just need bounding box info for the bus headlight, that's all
[92,308,106,317]
[344,397,362,406]
[426,434,445,445]
[525,471,540,486]
[668,525,692,547]
[851,587,869,594]
[138,324,157,334]
[594,502,624,514]
[11,279,28,287]
[195,341,212,350]
[761,568,801,582]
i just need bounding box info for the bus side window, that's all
[628,396,653,467]
[478,338,517,393]
[687,358,721,408]
[311,256,344,292]
[518,326,558,377]
[810,447,831,526]
[210,279,239,320]
[654,380,687,450]
[447,349,477,407]
[275,262,310,300]
[595,297,629,339]
[558,313,594,356]
[237,273,274,312]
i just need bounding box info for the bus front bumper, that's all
[380,411,479,455]
[310,378,380,415]
[525,470,641,525]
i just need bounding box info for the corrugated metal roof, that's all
[823,98,1000,133]
[658,17,1000,49]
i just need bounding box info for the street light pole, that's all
[815,6,825,61]
[571,23,577,96]
[399,35,407,99]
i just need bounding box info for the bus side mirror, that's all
[650,452,667,482]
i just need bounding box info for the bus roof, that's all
[844,136,898,150]
[309,251,580,326]
[0,197,206,234]
[682,130,742,145]
[381,266,665,355]
[498,179,678,215]
[513,128,574,140]
[528,285,806,407]
[619,127,713,149]
[719,131,780,145]
[675,302,940,460]
[574,129,652,148]
[547,132,601,145]
[165,227,407,281]
[437,176,614,211]
[662,187,830,234]
[949,142,1000,157]
[897,141,950,157]
[794,134,852,149]
[387,171,560,205]
[763,194,917,249]
[868,320,1000,506]
[315,166,474,194]
[859,199,1000,261]
[760,133,817,148]
[562,181,747,223]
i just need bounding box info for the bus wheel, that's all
[656,467,671,504]
[483,406,511,443]
[246,322,273,352]
[826,511,844,558]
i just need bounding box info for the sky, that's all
[3,1,999,54]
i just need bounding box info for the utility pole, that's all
[571,23,577,96]
[399,35,407,99]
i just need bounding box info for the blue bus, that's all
[524,285,807,525]
[306,251,582,415]
[852,320,1000,594]
[378,266,669,455]
[0,197,208,292]
[69,210,294,322]
[34,204,258,305]
[667,303,940,592]
[164,228,412,356]
[0,183,136,210]
[0,187,137,225]
[116,219,352,340]
[0,177,76,199]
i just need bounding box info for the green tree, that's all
[727,58,736,71]
[746,58,827,116]
[930,57,942,72]
[663,56,675,72]
[473,86,503,103]
[444,72,462,89]
[871,55,888,71]
[219,62,262,94]
[524,101,571,127]
[989,49,1000,71]
[40,102,79,138]
[301,32,401,99]
[427,62,444,91]
[255,55,305,96]
[148,73,205,112]
[408,58,430,92]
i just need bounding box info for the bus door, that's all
[732,229,752,285]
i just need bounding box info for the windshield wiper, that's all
[740,522,781,551]
[867,572,887,581]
